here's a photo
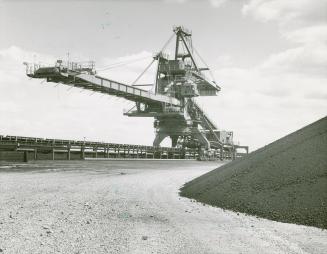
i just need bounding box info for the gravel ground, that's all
[0,160,326,254]
[181,117,327,229]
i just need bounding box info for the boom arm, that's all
[24,62,180,107]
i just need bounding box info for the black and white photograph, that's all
[0,0,326,253]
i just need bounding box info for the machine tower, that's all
[24,26,248,159]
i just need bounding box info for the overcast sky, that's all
[0,0,326,150]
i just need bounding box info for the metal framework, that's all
[23,26,248,160]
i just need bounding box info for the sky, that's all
[0,0,326,151]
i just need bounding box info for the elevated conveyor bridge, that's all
[26,64,180,107]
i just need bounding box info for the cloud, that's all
[284,24,327,45]
[164,0,228,8]
[208,0,227,8]
[260,44,327,77]
[242,0,327,26]
[164,0,188,3]
[239,1,327,86]
[242,0,327,46]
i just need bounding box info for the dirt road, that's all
[0,160,326,253]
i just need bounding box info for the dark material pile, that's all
[180,117,327,229]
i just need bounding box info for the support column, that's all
[52,149,55,160]
[153,133,168,147]
[80,146,85,160]
[170,136,178,147]
[93,147,98,158]
[232,147,236,160]
[220,145,223,161]
[23,151,28,162]
[67,145,71,160]
[34,148,37,160]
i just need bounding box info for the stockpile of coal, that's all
[180,117,327,229]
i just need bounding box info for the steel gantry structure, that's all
[24,26,248,160]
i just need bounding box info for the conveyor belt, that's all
[28,66,181,106]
